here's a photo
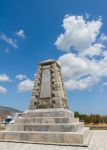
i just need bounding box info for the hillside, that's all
[0,106,22,116]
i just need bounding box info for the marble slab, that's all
[40,68,51,98]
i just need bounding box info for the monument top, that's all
[39,59,61,68]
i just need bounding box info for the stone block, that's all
[0,127,90,145]
[22,109,74,118]
[6,122,84,132]
[33,86,39,90]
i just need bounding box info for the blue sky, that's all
[0,0,107,114]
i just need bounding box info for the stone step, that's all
[0,127,90,145]
[14,117,79,124]
[6,122,84,132]
[22,108,74,118]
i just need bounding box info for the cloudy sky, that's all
[0,0,107,114]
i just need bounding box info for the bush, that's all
[74,112,107,124]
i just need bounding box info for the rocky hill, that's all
[0,106,22,116]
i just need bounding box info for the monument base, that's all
[0,109,91,146]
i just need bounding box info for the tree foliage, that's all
[74,112,107,124]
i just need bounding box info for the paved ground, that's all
[0,130,107,150]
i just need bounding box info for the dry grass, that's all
[85,123,107,127]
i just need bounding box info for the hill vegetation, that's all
[74,112,107,124]
[0,106,22,120]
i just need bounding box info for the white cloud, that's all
[80,43,104,57]
[100,33,107,42]
[0,33,18,48]
[58,53,88,81]
[16,74,27,81]
[0,74,11,82]
[16,29,25,38]
[56,15,107,91]
[58,52,107,90]
[55,15,102,52]
[64,76,100,90]
[17,79,34,92]
[0,86,7,93]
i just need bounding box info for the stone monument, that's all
[0,60,91,146]
[29,60,68,109]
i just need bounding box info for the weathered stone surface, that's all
[0,127,90,145]
[1,130,107,150]
[29,60,68,109]
[22,109,74,118]
[14,117,79,124]
[40,68,51,98]
[6,123,84,132]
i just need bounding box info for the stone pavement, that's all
[0,130,107,150]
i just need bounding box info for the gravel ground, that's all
[0,130,107,150]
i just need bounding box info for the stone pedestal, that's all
[0,109,91,145]
[0,60,91,146]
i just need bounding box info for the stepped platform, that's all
[0,109,91,146]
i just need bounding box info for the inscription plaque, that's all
[40,68,51,98]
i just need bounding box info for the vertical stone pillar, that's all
[29,65,41,110]
[29,60,68,110]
